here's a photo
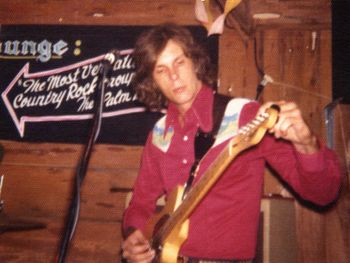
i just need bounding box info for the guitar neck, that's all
[153,106,278,244]
[156,133,248,243]
[171,138,237,223]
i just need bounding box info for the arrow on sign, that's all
[1,50,146,137]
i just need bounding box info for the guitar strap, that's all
[182,93,231,199]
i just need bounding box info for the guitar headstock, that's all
[230,104,280,152]
[259,104,280,130]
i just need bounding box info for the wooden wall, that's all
[0,1,349,262]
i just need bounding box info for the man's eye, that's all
[177,59,185,65]
[155,68,165,74]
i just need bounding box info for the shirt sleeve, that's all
[122,133,165,234]
[263,137,342,206]
[240,101,342,206]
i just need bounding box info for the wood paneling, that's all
[0,1,349,263]
[0,141,140,262]
[217,27,259,99]
[0,0,198,25]
[0,164,134,220]
[0,219,122,263]
[216,0,331,43]
[0,141,143,170]
[255,27,350,263]
[251,0,331,29]
[0,140,141,219]
[325,104,350,262]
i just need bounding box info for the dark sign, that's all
[332,1,350,104]
[0,25,217,145]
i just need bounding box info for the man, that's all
[121,23,341,263]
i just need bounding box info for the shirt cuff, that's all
[294,140,327,173]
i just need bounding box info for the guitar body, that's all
[145,186,189,263]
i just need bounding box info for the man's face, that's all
[152,40,202,113]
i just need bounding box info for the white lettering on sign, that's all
[0,39,68,62]
[1,50,148,137]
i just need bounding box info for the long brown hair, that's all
[132,23,215,110]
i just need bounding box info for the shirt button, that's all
[182,159,188,164]
[183,135,188,141]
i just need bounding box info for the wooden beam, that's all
[215,0,331,39]
[0,0,198,25]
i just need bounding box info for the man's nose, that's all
[169,67,179,81]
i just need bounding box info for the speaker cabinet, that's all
[256,197,297,263]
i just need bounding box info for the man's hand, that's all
[261,101,319,154]
[121,229,155,263]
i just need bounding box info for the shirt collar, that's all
[165,85,214,132]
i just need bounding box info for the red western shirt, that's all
[123,85,341,260]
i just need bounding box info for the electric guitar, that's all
[144,105,280,263]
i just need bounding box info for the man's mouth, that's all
[173,86,185,94]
